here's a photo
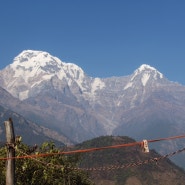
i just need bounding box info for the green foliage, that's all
[0,141,94,185]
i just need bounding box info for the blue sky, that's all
[0,1,185,84]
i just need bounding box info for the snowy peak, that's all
[1,50,89,100]
[10,50,63,81]
[133,64,163,84]
[138,64,157,72]
[10,50,86,81]
[12,50,62,71]
[136,64,163,77]
[124,64,164,89]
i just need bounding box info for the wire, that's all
[75,147,185,171]
[16,146,185,171]
[1,134,185,161]
[148,134,185,143]
[0,141,142,160]
[15,147,49,167]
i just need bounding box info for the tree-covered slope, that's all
[75,136,185,185]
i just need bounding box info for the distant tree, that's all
[0,141,94,185]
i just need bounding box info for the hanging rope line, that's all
[0,133,185,161]
[75,147,185,171]
[14,145,185,171]
[148,134,185,143]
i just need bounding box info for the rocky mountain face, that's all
[0,50,185,168]
[0,86,75,146]
[0,101,64,146]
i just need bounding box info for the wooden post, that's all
[4,118,15,185]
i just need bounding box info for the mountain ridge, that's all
[1,50,185,169]
[0,50,183,138]
[0,50,170,102]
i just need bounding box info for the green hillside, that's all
[75,136,185,185]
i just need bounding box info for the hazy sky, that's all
[0,1,185,84]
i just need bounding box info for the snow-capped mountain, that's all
[0,50,181,130]
[1,50,169,133]
[0,50,181,135]
[1,50,185,168]
[1,50,93,100]
[0,50,167,106]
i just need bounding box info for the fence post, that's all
[4,118,15,185]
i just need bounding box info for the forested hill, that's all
[74,136,185,185]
